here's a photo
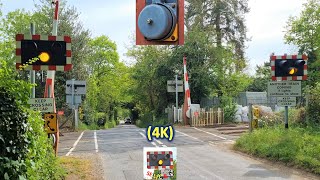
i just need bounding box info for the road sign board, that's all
[277,97,296,106]
[268,81,301,97]
[27,98,54,112]
[66,80,86,95]
[66,95,82,108]
[167,80,183,92]
[43,113,57,134]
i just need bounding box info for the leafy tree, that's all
[31,0,91,109]
[185,0,250,71]
[0,0,91,110]
[285,0,320,86]
[126,0,251,120]
[247,62,270,92]
[127,46,172,116]
[85,35,131,124]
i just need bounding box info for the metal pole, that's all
[175,75,178,123]
[75,108,78,130]
[71,79,78,129]
[72,79,75,108]
[248,103,252,132]
[46,0,59,156]
[285,106,288,129]
[46,0,59,102]
[30,23,36,98]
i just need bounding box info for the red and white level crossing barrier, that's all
[271,54,308,81]
[183,56,191,118]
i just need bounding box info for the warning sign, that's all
[268,81,301,97]
[43,113,57,134]
[28,98,54,112]
[277,97,296,107]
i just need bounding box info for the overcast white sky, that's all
[2,0,307,74]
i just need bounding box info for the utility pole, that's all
[285,106,289,129]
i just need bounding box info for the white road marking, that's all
[151,142,158,147]
[140,132,165,147]
[176,130,204,142]
[66,131,84,156]
[94,130,99,153]
[155,139,163,145]
[139,132,146,138]
[193,127,228,140]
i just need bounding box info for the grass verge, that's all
[59,156,97,180]
[233,126,320,175]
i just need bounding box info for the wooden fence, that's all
[191,108,224,127]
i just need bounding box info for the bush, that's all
[306,83,320,124]
[0,88,29,179]
[0,59,64,179]
[104,120,117,129]
[135,113,170,128]
[259,113,283,127]
[288,107,307,125]
[25,110,65,179]
[221,96,237,122]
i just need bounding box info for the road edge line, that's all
[193,127,232,141]
[176,130,204,142]
[94,130,99,153]
[66,131,84,156]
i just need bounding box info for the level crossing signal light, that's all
[136,0,184,45]
[271,54,308,81]
[21,40,66,65]
[275,59,305,77]
[16,34,72,71]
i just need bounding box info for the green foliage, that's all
[126,0,251,118]
[258,107,307,128]
[258,113,283,127]
[173,160,177,180]
[84,35,131,127]
[247,62,270,92]
[305,82,320,124]
[0,88,29,179]
[221,97,237,122]
[25,110,65,179]
[0,63,64,179]
[285,0,320,85]
[234,126,320,174]
[104,120,117,129]
[135,114,170,128]
[288,107,307,125]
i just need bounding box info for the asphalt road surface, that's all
[58,125,318,180]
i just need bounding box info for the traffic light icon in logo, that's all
[150,153,170,166]
[275,59,305,77]
[136,0,184,45]
[147,151,173,169]
[16,34,72,71]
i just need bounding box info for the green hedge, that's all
[234,126,320,174]
[0,59,64,179]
